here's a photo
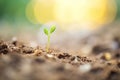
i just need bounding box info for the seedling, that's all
[44,25,56,53]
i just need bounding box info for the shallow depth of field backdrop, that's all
[0,0,120,53]
[0,1,120,80]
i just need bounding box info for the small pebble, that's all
[46,54,54,58]
[102,52,112,61]
[33,50,42,56]
[74,56,78,63]
[79,64,91,73]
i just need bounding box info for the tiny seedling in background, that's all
[44,25,56,53]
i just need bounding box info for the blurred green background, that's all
[0,0,29,23]
[116,0,120,20]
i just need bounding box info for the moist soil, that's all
[0,40,120,80]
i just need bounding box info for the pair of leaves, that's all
[44,25,56,35]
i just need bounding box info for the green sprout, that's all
[44,25,56,53]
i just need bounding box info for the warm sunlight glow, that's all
[34,0,55,23]
[26,0,117,30]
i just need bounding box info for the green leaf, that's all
[50,25,56,33]
[44,28,49,35]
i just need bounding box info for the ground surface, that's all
[0,22,120,80]
[0,39,120,80]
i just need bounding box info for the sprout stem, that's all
[46,34,50,52]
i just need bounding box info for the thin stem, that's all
[46,34,50,53]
